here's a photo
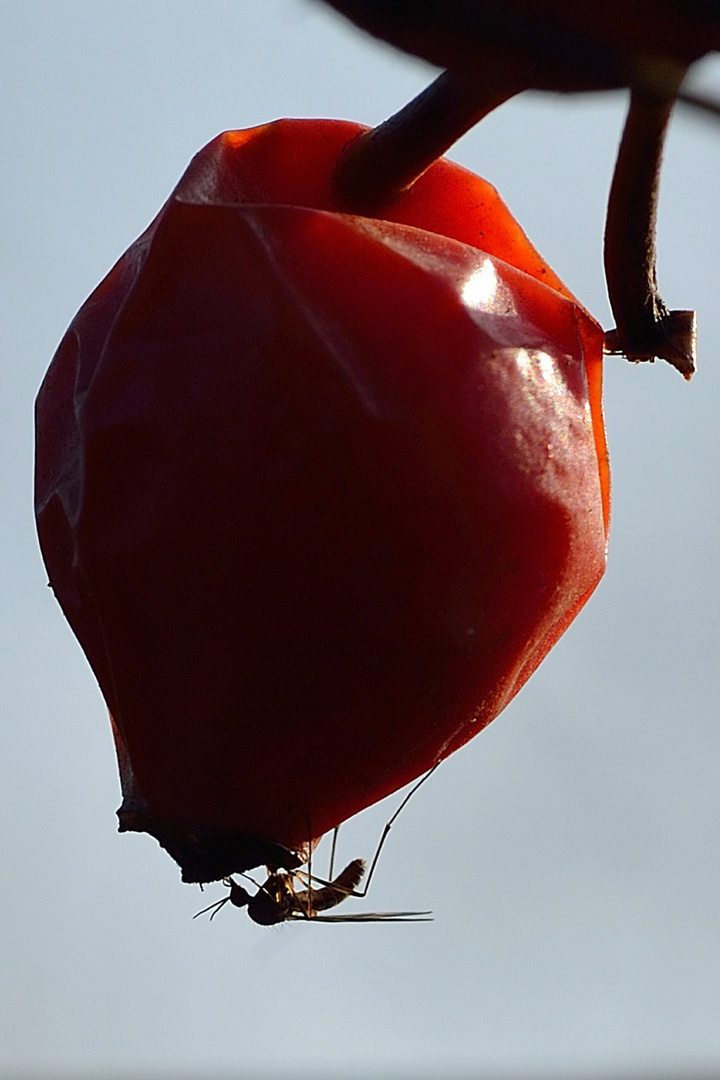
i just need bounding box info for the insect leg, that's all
[328,826,339,880]
[291,764,441,903]
[355,762,440,897]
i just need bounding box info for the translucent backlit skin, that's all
[35,119,610,882]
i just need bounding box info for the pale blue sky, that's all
[3,3,720,1077]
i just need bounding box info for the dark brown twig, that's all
[676,86,720,123]
[332,68,526,214]
[332,48,703,380]
[604,81,697,379]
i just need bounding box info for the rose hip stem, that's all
[604,81,697,379]
[332,67,527,213]
[335,57,703,379]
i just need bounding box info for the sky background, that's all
[3,3,720,1078]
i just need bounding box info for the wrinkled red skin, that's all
[35,119,610,882]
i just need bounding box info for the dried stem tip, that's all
[604,79,697,379]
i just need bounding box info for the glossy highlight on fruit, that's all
[35,119,610,882]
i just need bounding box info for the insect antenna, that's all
[193,877,252,920]
[193,895,230,920]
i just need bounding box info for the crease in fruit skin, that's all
[35,118,610,879]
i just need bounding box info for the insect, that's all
[193,858,431,924]
[194,766,438,924]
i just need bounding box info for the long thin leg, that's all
[284,870,312,919]
[356,763,440,897]
[288,763,441,904]
[291,824,339,892]
[328,826,339,881]
[306,821,314,916]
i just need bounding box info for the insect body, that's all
[194,766,439,925]
[253,858,369,924]
[293,858,366,915]
[194,858,431,924]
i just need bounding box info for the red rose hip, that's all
[35,119,609,882]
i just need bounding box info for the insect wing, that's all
[290,910,433,922]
